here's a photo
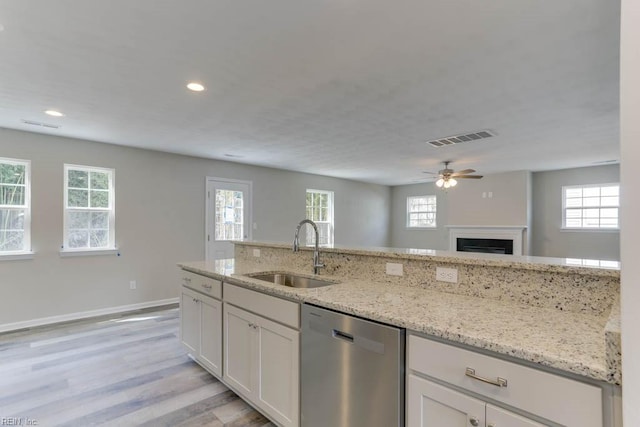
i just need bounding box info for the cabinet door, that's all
[408,374,485,427]
[224,303,257,397]
[180,288,200,354]
[199,295,222,377]
[486,404,547,427]
[256,315,299,427]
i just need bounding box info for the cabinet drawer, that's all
[181,270,222,299]
[224,283,299,329]
[408,334,602,427]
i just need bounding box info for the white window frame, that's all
[0,157,32,258]
[562,183,620,231]
[305,189,334,247]
[62,164,116,253]
[406,195,437,229]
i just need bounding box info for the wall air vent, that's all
[21,119,60,129]
[427,129,495,148]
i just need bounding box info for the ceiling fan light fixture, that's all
[449,178,457,187]
[436,178,444,187]
[443,180,451,189]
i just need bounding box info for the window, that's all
[306,189,334,246]
[64,165,115,250]
[214,189,244,241]
[407,195,437,228]
[562,184,619,229]
[0,158,30,253]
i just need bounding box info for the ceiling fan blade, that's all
[422,171,439,175]
[456,175,483,179]
[451,169,476,176]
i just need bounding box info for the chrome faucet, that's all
[293,219,325,274]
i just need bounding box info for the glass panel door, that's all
[206,178,252,260]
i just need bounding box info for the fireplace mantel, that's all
[447,226,527,256]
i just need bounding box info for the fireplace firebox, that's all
[456,238,514,255]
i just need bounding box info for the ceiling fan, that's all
[423,161,483,188]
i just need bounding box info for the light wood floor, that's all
[0,306,274,427]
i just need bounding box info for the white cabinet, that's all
[408,374,545,427]
[198,295,223,375]
[407,333,604,427]
[180,274,300,427]
[180,287,199,354]
[255,311,299,426]
[486,404,546,427]
[223,289,300,427]
[180,286,222,377]
[408,374,485,427]
[224,303,256,396]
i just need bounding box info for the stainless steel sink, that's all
[246,272,338,288]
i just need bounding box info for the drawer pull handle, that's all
[202,283,212,290]
[469,417,480,427]
[465,367,508,387]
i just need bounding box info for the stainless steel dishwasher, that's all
[301,303,405,427]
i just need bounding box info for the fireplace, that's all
[448,226,526,256]
[456,238,514,254]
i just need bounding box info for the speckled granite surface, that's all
[235,241,620,276]
[604,294,622,384]
[178,257,620,385]
[234,243,620,316]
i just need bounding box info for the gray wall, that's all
[390,165,620,260]
[389,182,451,250]
[0,128,390,326]
[621,0,640,416]
[531,164,620,260]
[447,171,531,227]
[390,171,531,250]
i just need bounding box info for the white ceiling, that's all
[0,0,620,186]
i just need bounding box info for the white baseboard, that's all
[0,298,180,333]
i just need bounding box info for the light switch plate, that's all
[386,263,403,276]
[436,267,458,283]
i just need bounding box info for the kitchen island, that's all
[178,242,621,427]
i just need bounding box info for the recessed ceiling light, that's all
[187,82,205,92]
[44,110,64,117]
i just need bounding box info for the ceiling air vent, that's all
[427,129,495,148]
[21,119,60,129]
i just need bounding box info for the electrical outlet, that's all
[436,267,458,283]
[253,248,261,257]
[386,262,404,276]
[129,280,137,290]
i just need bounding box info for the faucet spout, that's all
[292,219,325,274]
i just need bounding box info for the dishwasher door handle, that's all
[332,329,354,343]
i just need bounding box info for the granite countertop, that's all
[235,241,621,277]
[178,259,619,385]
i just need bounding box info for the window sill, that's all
[59,248,120,257]
[560,228,620,233]
[0,251,35,261]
